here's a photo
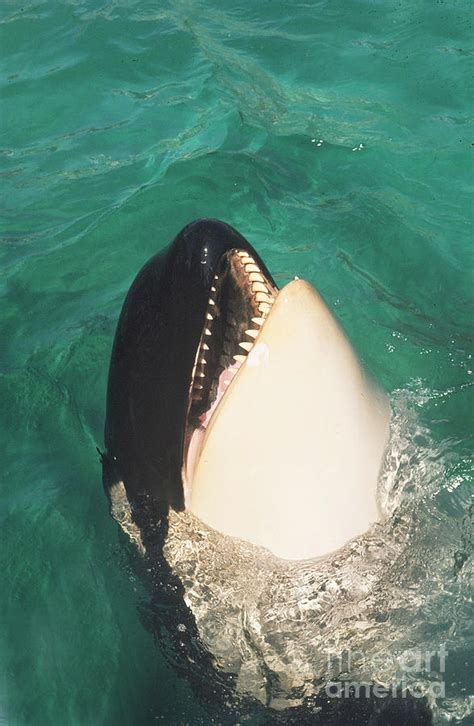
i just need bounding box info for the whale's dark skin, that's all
[103,218,276,511]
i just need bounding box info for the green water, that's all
[1,1,472,724]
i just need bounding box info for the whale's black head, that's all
[104,219,277,510]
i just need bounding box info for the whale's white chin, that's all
[187,279,390,561]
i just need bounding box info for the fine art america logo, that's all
[324,644,448,699]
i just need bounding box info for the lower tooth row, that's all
[198,250,275,392]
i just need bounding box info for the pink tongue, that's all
[199,363,239,428]
[186,362,241,488]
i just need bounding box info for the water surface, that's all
[1,1,472,723]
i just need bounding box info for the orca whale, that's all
[101,219,434,723]
[103,218,389,561]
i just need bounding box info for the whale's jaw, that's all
[182,247,279,492]
[186,279,390,561]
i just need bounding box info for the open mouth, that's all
[183,249,278,492]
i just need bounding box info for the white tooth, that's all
[211,286,217,292]
[233,354,246,363]
[203,343,210,350]
[205,328,212,336]
[251,317,265,325]
[241,257,254,265]
[252,282,268,294]
[194,383,204,390]
[249,272,264,283]
[206,313,213,320]
[197,372,206,377]
[214,275,218,280]
[239,341,253,352]
[255,291,272,303]
[245,329,259,339]
[200,357,207,365]
[258,302,271,314]
[237,250,248,258]
[245,264,260,273]
[209,298,215,306]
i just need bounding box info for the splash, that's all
[160,384,473,719]
[106,383,472,719]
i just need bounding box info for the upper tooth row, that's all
[191,282,219,397]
